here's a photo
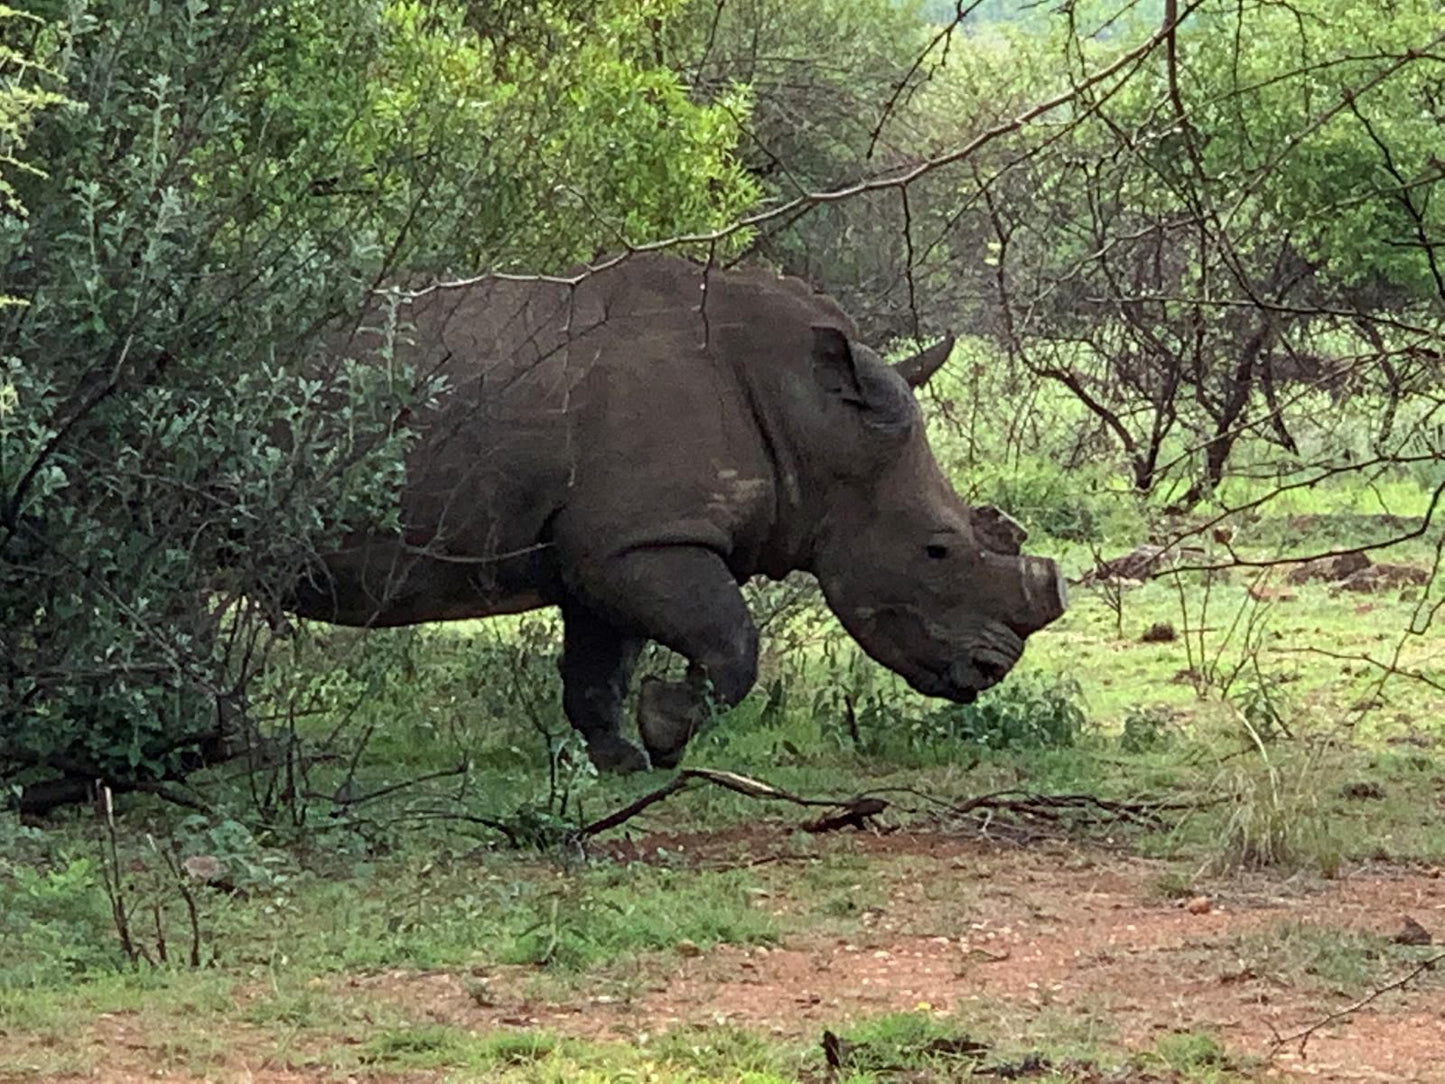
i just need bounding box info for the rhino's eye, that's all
[925,544,949,560]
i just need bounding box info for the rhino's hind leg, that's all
[573,547,759,770]
[558,604,649,773]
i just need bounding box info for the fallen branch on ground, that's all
[948,788,1194,827]
[801,797,890,833]
[576,768,872,839]
[1269,950,1445,1059]
[575,767,1192,841]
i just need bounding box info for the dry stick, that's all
[156,839,204,968]
[95,784,151,967]
[394,809,540,849]
[577,768,876,839]
[1158,462,1443,577]
[305,762,470,808]
[576,769,1191,841]
[1279,645,1445,696]
[1270,951,1445,1059]
[576,774,692,838]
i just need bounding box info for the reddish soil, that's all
[9,829,1444,1082]
[361,829,1445,1083]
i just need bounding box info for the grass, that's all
[1230,920,1445,992]
[3,479,1443,1079]
[0,982,1268,1083]
[13,853,783,977]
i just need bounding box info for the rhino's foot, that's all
[637,676,708,769]
[585,733,652,774]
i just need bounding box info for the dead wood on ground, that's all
[575,768,1191,843]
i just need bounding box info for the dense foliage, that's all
[2,0,1440,806]
[0,0,754,795]
[957,0,1445,501]
[671,0,1442,498]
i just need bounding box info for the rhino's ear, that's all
[812,324,915,429]
[974,504,1028,555]
[894,334,955,389]
[811,325,866,406]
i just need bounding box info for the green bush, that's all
[0,854,123,985]
[1120,705,1175,753]
[1,0,755,801]
[910,672,1087,751]
[973,459,1140,544]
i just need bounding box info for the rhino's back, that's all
[319,256,851,619]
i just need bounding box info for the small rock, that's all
[1337,562,1430,594]
[1286,552,1370,585]
[181,854,224,882]
[1393,916,1433,946]
[1076,545,1206,586]
[1184,896,1213,915]
[675,939,703,958]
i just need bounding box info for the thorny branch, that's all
[1280,646,1445,696]
[1148,473,1444,576]
[1269,951,1445,1059]
[576,768,848,839]
[864,1,982,161]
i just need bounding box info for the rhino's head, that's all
[804,326,1067,703]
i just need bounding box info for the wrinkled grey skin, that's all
[289,255,1067,771]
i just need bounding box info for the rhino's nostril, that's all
[973,654,1010,685]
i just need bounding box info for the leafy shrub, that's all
[0,855,123,985]
[1120,705,1176,753]
[172,816,298,894]
[1233,679,1294,744]
[909,672,1086,751]
[973,459,1138,543]
[1,0,755,802]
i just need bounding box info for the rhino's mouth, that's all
[839,603,1026,704]
[904,644,1018,703]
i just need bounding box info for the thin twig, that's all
[1270,951,1445,1058]
[575,768,1198,841]
[575,774,692,838]
[304,762,470,808]
[402,3,1204,297]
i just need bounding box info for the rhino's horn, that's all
[1018,555,1069,632]
[894,334,955,389]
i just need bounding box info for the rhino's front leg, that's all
[572,546,759,770]
[636,668,727,769]
[558,603,649,773]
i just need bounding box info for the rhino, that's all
[289,255,1067,771]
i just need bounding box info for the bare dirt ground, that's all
[11,830,1444,1083]
[359,830,1445,1082]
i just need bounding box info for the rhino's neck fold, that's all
[732,361,815,580]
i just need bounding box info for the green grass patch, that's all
[1232,920,1443,992]
[3,468,1443,1082]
